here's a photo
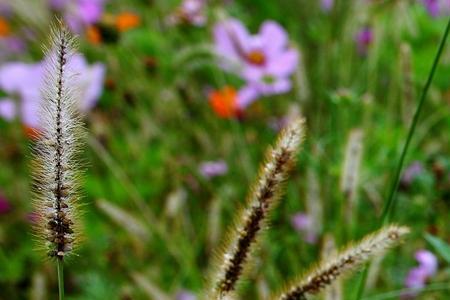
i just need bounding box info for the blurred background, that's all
[0,0,449,299]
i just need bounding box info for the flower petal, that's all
[214,18,251,60]
[237,84,259,108]
[259,77,292,95]
[0,98,16,120]
[260,21,288,57]
[267,49,298,77]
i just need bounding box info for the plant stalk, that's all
[354,16,450,300]
[57,258,64,300]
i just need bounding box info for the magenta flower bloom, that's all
[199,160,228,179]
[291,212,318,244]
[321,0,334,12]
[49,0,106,33]
[214,19,298,108]
[0,54,105,127]
[355,26,373,56]
[422,0,450,18]
[402,250,438,299]
[168,0,206,27]
[0,192,11,215]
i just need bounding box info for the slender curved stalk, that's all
[354,17,450,300]
[57,258,64,300]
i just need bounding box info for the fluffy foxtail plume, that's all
[274,225,409,300]
[340,129,363,223]
[32,23,83,259]
[209,119,306,299]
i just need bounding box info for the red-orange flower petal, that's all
[86,25,102,45]
[209,86,240,118]
[115,12,141,32]
[0,17,10,37]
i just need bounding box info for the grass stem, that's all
[57,258,64,300]
[354,16,450,300]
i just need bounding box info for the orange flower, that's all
[23,126,41,140]
[86,25,102,45]
[0,17,10,37]
[209,86,240,118]
[115,12,141,32]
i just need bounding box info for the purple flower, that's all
[291,213,318,244]
[401,161,424,187]
[167,0,206,27]
[422,0,450,18]
[0,98,15,120]
[199,160,228,179]
[214,19,298,108]
[355,26,373,56]
[0,54,105,127]
[403,250,438,299]
[321,0,334,12]
[176,290,197,300]
[0,192,11,214]
[49,0,106,33]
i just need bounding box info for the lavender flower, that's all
[401,161,424,187]
[0,98,15,120]
[214,19,298,108]
[168,0,206,27]
[0,54,105,127]
[291,212,318,244]
[49,0,106,33]
[0,192,11,214]
[321,0,334,12]
[176,290,197,300]
[199,160,228,179]
[403,250,438,299]
[355,26,373,56]
[422,0,450,18]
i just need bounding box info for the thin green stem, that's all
[354,17,450,300]
[57,258,64,300]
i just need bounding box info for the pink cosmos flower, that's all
[422,0,450,18]
[0,54,105,128]
[214,19,298,108]
[49,0,106,33]
[402,250,438,299]
[199,160,228,179]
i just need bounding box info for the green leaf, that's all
[424,233,450,264]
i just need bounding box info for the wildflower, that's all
[355,26,373,56]
[0,54,105,128]
[0,16,10,36]
[0,192,11,214]
[402,250,438,299]
[400,161,424,187]
[199,160,228,179]
[176,290,197,300]
[213,19,298,105]
[422,0,450,18]
[208,86,240,118]
[168,0,206,27]
[49,0,106,33]
[115,12,141,32]
[291,212,318,244]
[0,98,15,120]
[321,0,334,12]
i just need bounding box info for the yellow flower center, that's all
[246,50,266,65]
